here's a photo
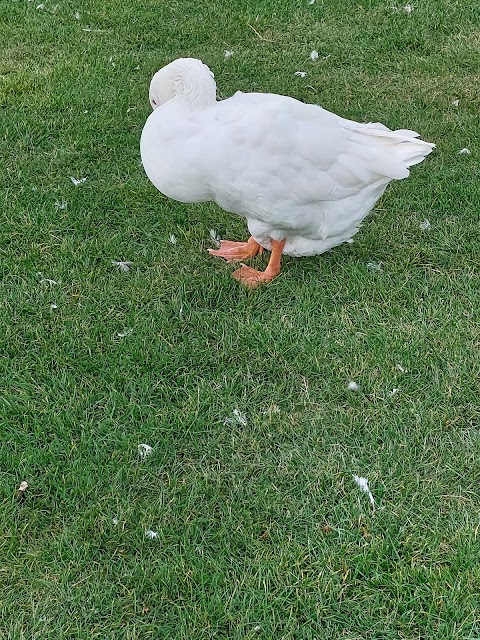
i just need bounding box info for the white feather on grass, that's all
[353,475,375,512]
[145,529,158,539]
[224,409,248,427]
[112,260,133,272]
[310,50,319,61]
[70,176,87,185]
[209,228,221,247]
[138,443,153,458]
[294,71,307,78]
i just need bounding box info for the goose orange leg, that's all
[208,236,263,263]
[232,239,285,288]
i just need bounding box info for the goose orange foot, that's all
[208,236,263,263]
[232,239,285,288]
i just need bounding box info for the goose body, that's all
[141,58,434,285]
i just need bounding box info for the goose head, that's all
[149,58,217,109]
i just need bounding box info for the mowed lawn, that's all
[1,0,479,637]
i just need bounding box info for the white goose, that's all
[141,58,434,287]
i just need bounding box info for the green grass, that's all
[1,0,480,637]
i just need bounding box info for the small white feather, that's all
[224,50,234,59]
[145,529,158,539]
[138,443,153,458]
[70,176,87,185]
[310,50,319,61]
[347,381,359,391]
[112,260,133,272]
[294,71,307,78]
[117,328,133,338]
[169,234,177,245]
[458,148,471,155]
[209,228,221,247]
[224,409,248,427]
[419,219,431,230]
[353,475,375,511]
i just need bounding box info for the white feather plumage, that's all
[141,58,434,259]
